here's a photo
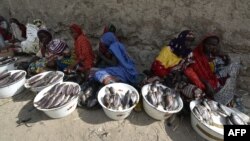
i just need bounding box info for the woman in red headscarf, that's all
[184,34,239,105]
[68,24,95,79]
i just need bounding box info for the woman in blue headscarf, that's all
[94,32,138,85]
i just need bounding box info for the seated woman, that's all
[0,16,12,48]
[9,18,26,42]
[94,32,139,85]
[67,24,95,80]
[151,30,195,78]
[20,19,46,54]
[184,34,240,105]
[96,23,118,68]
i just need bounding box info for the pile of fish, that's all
[26,71,63,88]
[146,81,179,111]
[0,56,16,66]
[35,83,80,109]
[102,86,137,110]
[78,80,101,108]
[0,71,25,87]
[192,99,248,125]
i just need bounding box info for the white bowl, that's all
[97,83,140,120]
[0,70,26,98]
[141,84,183,120]
[24,71,64,93]
[33,82,80,118]
[0,58,17,73]
[190,100,249,141]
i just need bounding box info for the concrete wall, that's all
[1,0,249,90]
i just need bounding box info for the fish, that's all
[130,91,137,105]
[165,94,174,110]
[51,93,66,108]
[0,71,11,80]
[60,94,71,107]
[122,90,131,109]
[206,100,218,111]
[73,85,80,95]
[87,98,98,108]
[226,116,234,125]
[108,87,115,95]
[193,106,203,121]
[218,103,231,116]
[49,83,61,94]
[66,84,74,95]
[147,91,157,106]
[202,99,211,112]
[103,93,111,108]
[48,74,62,84]
[27,74,44,85]
[113,93,122,110]
[229,113,246,125]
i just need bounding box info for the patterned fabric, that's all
[151,46,182,77]
[47,39,68,55]
[74,34,95,71]
[169,30,194,58]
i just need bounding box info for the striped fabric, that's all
[47,39,68,55]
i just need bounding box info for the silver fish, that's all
[229,113,246,125]
[206,100,218,111]
[108,87,115,95]
[122,90,131,109]
[49,83,61,94]
[226,116,234,125]
[218,103,231,116]
[52,93,66,108]
[193,107,203,121]
[130,91,137,105]
[48,74,62,84]
[113,93,122,110]
[87,98,98,108]
[103,94,111,108]
[0,71,10,80]
[105,87,111,95]
[28,74,44,85]
[165,94,174,110]
[147,91,157,106]
[73,85,80,95]
[60,94,71,107]
[202,99,211,112]
[66,84,74,95]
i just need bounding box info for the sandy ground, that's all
[0,88,207,141]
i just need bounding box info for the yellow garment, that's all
[209,62,215,72]
[156,46,182,68]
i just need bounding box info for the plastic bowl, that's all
[33,82,80,118]
[0,58,17,73]
[97,83,140,120]
[190,100,249,141]
[141,84,183,120]
[0,70,26,98]
[24,71,64,93]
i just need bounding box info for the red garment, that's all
[70,24,83,35]
[184,35,219,90]
[74,34,95,71]
[151,60,172,77]
[0,27,12,40]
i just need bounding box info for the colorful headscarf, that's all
[169,30,195,58]
[70,24,83,36]
[47,39,68,55]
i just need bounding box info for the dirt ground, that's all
[0,88,207,141]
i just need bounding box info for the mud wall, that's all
[1,0,250,90]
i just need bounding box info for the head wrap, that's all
[169,30,195,57]
[70,24,83,35]
[47,39,68,54]
[101,32,118,47]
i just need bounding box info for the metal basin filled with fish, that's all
[97,83,140,120]
[0,57,17,73]
[0,70,26,98]
[141,83,183,120]
[24,71,64,93]
[190,100,249,141]
[33,82,80,118]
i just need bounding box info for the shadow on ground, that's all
[16,100,52,127]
